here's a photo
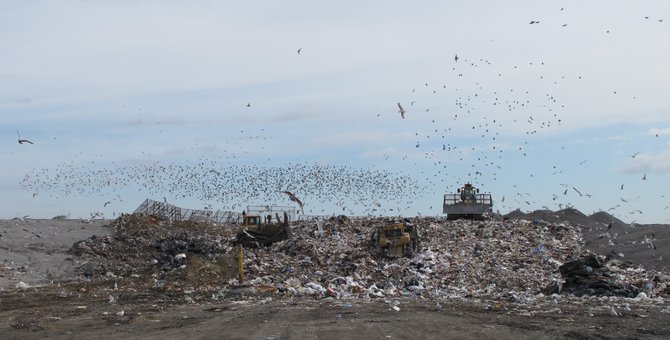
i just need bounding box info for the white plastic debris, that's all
[608,306,618,317]
[16,281,32,289]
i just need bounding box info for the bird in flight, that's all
[454,54,459,62]
[297,48,302,55]
[104,201,112,207]
[398,102,406,119]
[246,102,251,107]
[280,191,304,214]
[529,20,540,24]
[642,173,647,180]
[17,130,33,144]
[631,152,640,158]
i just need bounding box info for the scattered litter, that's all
[66,213,670,304]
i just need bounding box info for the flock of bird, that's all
[21,159,422,216]
[12,9,668,222]
[379,11,667,219]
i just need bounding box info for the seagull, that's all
[280,190,304,214]
[246,102,251,108]
[608,306,618,317]
[631,152,640,158]
[398,103,406,119]
[620,184,624,190]
[297,48,302,55]
[17,130,33,144]
[642,173,647,180]
[529,20,540,24]
[104,201,112,207]
[454,54,459,62]
[573,187,583,196]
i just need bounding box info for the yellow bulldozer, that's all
[374,221,420,258]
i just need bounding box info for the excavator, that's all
[443,183,493,220]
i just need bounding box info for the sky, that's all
[1,0,670,223]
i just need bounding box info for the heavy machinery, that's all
[443,183,493,220]
[235,211,293,247]
[373,220,420,258]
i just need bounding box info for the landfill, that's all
[67,213,670,305]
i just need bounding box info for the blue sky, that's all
[2,1,669,223]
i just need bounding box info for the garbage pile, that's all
[557,254,640,297]
[69,214,237,283]
[68,214,670,301]
[547,254,667,298]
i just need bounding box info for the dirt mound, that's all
[500,207,669,273]
[589,211,626,228]
[502,209,527,220]
[504,207,595,227]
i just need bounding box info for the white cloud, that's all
[650,127,670,137]
[616,148,670,174]
[314,131,392,148]
[361,147,398,158]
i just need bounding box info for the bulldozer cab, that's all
[458,183,479,203]
[242,213,261,227]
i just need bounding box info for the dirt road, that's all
[2,286,670,340]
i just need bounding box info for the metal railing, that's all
[133,199,242,223]
[443,193,493,206]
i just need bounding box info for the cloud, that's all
[616,148,670,174]
[314,131,393,148]
[650,127,670,137]
[360,147,398,158]
[267,109,322,124]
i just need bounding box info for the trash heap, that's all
[69,214,237,283]
[550,254,664,298]
[68,214,669,301]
